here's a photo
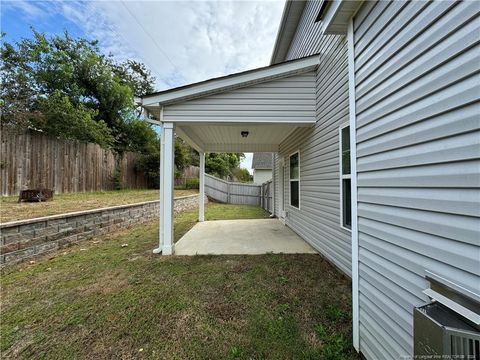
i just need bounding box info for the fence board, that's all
[205,174,273,209]
[261,180,273,213]
[0,130,148,195]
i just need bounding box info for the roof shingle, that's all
[252,153,273,170]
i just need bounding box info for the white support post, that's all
[348,18,360,351]
[153,108,165,254]
[161,122,175,255]
[199,152,205,222]
[271,153,275,217]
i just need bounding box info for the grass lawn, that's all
[1,203,358,360]
[0,189,198,223]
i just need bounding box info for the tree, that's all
[122,119,159,155]
[135,152,160,188]
[234,168,253,183]
[174,137,191,175]
[34,90,114,147]
[1,30,249,189]
[0,30,157,153]
[135,135,194,188]
[0,34,38,129]
[205,153,244,179]
[113,60,155,97]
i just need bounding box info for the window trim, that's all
[339,122,351,232]
[289,150,300,209]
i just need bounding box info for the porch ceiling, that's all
[176,123,308,152]
[142,55,319,153]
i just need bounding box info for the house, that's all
[251,153,273,184]
[141,1,480,359]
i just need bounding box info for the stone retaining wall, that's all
[0,194,207,265]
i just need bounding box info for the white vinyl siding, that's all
[163,72,316,124]
[253,169,272,185]
[353,1,480,359]
[273,0,352,276]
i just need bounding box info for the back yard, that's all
[1,204,357,359]
[0,189,198,223]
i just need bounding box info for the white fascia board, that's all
[142,55,319,106]
[166,119,316,125]
[144,118,161,126]
[270,1,307,65]
[323,0,363,35]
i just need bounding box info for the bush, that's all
[185,178,199,189]
[135,153,160,188]
[112,167,122,190]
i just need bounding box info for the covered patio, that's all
[141,55,319,255]
[175,219,316,255]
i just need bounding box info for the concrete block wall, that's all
[0,194,207,265]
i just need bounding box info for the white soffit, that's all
[176,123,310,153]
[323,0,363,34]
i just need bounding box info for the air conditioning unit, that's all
[414,302,480,359]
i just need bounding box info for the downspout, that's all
[347,18,360,351]
[153,105,164,254]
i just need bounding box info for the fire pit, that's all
[18,189,54,203]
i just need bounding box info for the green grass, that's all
[0,189,198,223]
[1,203,358,359]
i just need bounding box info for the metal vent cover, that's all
[451,331,480,358]
[414,302,480,359]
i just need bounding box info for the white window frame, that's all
[289,150,300,209]
[339,122,351,231]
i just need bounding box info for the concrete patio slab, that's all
[175,219,317,255]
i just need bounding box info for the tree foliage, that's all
[234,168,253,183]
[205,153,244,179]
[0,30,157,152]
[33,90,114,147]
[1,30,249,189]
[136,136,192,188]
[175,137,191,174]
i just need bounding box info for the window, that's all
[340,125,351,229]
[289,152,300,208]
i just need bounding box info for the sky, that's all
[1,0,285,173]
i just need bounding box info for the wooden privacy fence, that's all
[175,166,200,188]
[1,130,148,196]
[205,174,273,212]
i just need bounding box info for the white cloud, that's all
[3,0,47,18]
[241,152,253,174]
[56,0,285,91]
